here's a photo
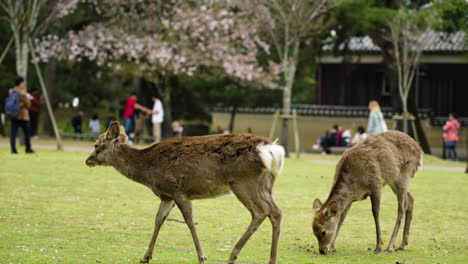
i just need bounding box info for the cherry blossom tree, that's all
[35,0,278,88]
[0,0,78,78]
[228,0,337,155]
[0,0,79,150]
[35,1,279,134]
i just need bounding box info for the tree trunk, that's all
[0,115,5,136]
[408,85,431,153]
[151,74,174,139]
[42,60,57,136]
[228,104,238,133]
[281,41,300,157]
[402,99,409,134]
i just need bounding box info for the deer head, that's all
[312,199,340,254]
[85,122,128,167]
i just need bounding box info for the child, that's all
[89,114,100,139]
[351,126,368,146]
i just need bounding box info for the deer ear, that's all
[106,122,120,140]
[313,199,323,213]
[119,125,126,135]
[325,201,339,218]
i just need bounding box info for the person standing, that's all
[7,76,34,154]
[123,93,151,144]
[367,100,387,134]
[151,96,164,143]
[89,113,101,139]
[29,89,43,139]
[443,113,460,161]
[72,111,84,137]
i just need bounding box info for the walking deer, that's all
[85,122,285,264]
[312,131,422,254]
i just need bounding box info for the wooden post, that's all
[292,109,300,159]
[269,110,280,141]
[29,40,64,151]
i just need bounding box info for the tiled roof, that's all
[322,31,466,53]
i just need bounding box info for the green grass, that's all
[0,148,467,264]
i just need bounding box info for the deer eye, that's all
[322,231,326,237]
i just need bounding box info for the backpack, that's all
[4,90,21,118]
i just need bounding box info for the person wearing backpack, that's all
[5,76,34,154]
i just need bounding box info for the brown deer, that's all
[312,131,422,254]
[85,122,285,264]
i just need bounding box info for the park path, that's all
[0,140,465,173]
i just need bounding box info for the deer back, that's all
[133,133,272,199]
[332,131,422,194]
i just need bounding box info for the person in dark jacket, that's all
[9,76,34,154]
[72,111,84,135]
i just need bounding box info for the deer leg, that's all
[267,198,282,264]
[385,189,407,253]
[141,199,175,263]
[228,210,267,264]
[397,192,414,251]
[228,184,269,264]
[174,195,206,264]
[370,191,384,253]
[331,203,351,250]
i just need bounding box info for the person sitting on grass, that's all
[351,126,368,146]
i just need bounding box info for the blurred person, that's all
[335,126,346,146]
[214,126,223,134]
[172,121,183,137]
[29,89,43,139]
[351,126,368,146]
[123,93,151,144]
[151,96,164,143]
[89,113,100,138]
[443,113,460,161]
[319,124,339,155]
[72,111,83,136]
[7,76,34,154]
[367,100,387,134]
[340,127,352,147]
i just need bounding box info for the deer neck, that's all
[325,180,353,215]
[109,144,151,186]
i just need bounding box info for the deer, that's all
[312,130,423,255]
[85,122,285,264]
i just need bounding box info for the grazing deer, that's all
[312,131,422,254]
[85,122,285,264]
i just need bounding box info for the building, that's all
[316,31,467,118]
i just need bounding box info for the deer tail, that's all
[257,141,285,177]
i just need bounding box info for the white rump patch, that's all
[257,143,285,175]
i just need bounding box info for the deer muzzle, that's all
[85,156,97,167]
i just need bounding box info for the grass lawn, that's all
[0,147,467,264]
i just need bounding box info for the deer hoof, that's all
[396,247,405,251]
[198,256,207,264]
[140,255,151,263]
[384,248,394,253]
[373,247,382,253]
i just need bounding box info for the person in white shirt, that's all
[89,114,100,138]
[151,96,164,143]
